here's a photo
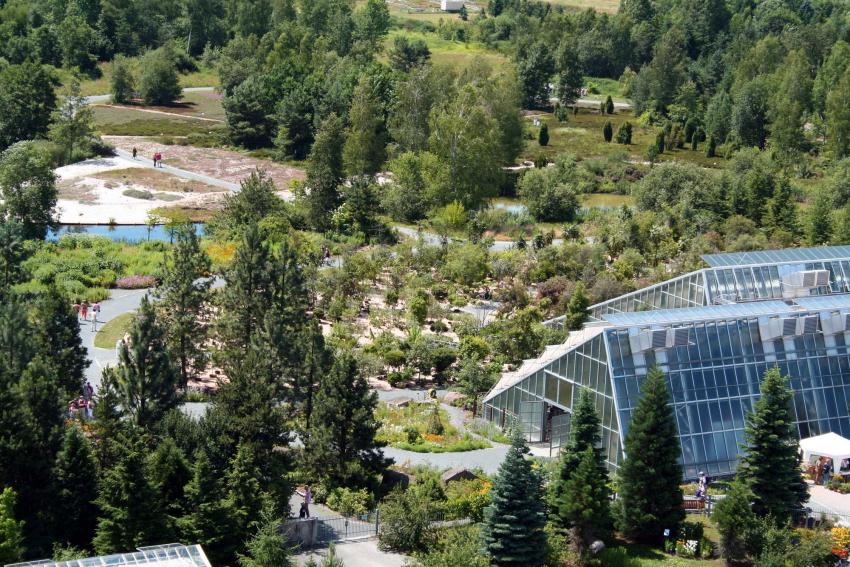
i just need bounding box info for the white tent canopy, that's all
[800,432,850,465]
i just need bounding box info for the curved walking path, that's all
[112,148,240,191]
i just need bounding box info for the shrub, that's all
[603,121,613,142]
[443,478,491,522]
[326,487,370,518]
[115,275,157,289]
[378,487,435,553]
[123,189,154,200]
[405,427,421,444]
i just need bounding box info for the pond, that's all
[49,223,205,243]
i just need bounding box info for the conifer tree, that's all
[157,224,211,388]
[237,502,290,567]
[306,113,345,231]
[16,355,66,551]
[603,121,613,142]
[34,286,89,396]
[177,451,239,565]
[217,225,272,355]
[0,488,24,565]
[110,55,135,104]
[559,447,612,555]
[214,351,292,502]
[605,95,615,114]
[94,442,168,554]
[706,135,716,157]
[550,390,612,553]
[618,367,685,544]
[712,479,755,561]
[482,430,547,567]
[739,367,808,522]
[304,353,389,491]
[566,283,590,330]
[147,437,192,535]
[343,76,386,177]
[225,443,266,545]
[116,296,178,429]
[551,389,605,504]
[538,123,549,146]
[53,426,98,549]
[763,178,798,236]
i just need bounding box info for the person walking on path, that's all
[132,147,137,159]
[72,300,80,316]
[296,485,312,518]
[91,302,101,331]
[83,381,94,401]
[80,301,88,321]
[823,458,833,486]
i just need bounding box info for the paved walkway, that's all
[293,540,406,567]
[394,225,563,253]
[808,483,850,518]
[80,288,149,390]
[113,149,240,191]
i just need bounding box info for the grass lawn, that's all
[543,0,619,13]
[93,106,225,137]
[94,312,135,349]
[601,544,723,566]
[376,401,491,452]
[384,29,507,70]
[523,109,729,169]
[56,61,218,97]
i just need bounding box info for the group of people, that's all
[72,300,101,331]
[130,146,164,168]
[815,456,835,485]
[68,381,95,420]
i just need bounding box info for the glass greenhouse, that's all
[482,245,850,480]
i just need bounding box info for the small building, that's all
[7,544,212,567]
[441,467,480,484]
[441,0,464,12]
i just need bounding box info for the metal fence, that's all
[314,512,380,544]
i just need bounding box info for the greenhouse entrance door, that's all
[519,400,545,443]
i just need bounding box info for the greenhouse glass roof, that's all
[5,545,211,567]
[702,245,850,267]
[601,300,796,327]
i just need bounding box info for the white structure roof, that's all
[6,545,211,567]
[800,432,850,463]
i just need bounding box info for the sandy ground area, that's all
[56,157,227,224]
[104,136,305,193]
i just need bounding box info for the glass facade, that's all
[486,246,850,481]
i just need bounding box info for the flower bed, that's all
[376,401,490,453]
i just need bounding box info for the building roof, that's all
[602,300,797,327]
[7,545,211,567]
[702,245,850,268]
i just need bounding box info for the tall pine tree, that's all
[343,76,387,177]
[147,437,192,538]
[237,501,290,567]
[303,353,389,491]
[93,440,168,554]
[216,224,273,356]
[551,390,611,545]
[0,488,24,565]
[305,113,345,231]
[53,425,99,549]
[558,447,612,556]
[116,296,178,428]
[34,286,89,396]
[177,450,239,565]
[482,430,547,567]
[157,224,211,388]
[740,367,808,522]
[618,367,685,545]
